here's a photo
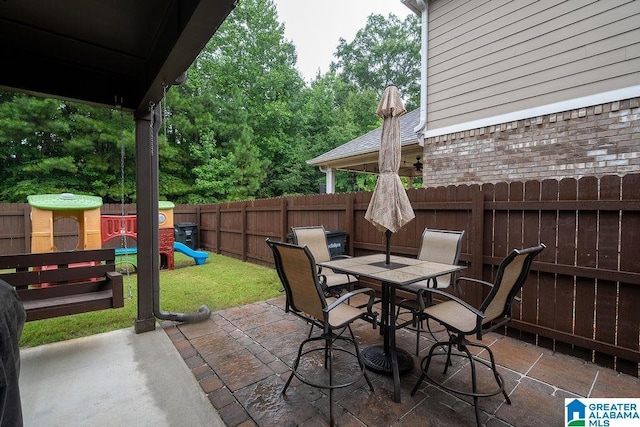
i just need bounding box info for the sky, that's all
[273,0,413,82]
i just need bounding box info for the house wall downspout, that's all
[414,0,428,145]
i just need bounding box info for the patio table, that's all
[319,253,466,403]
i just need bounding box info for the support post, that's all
[324,168,336,194]
[134,108,160,333]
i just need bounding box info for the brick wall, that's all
[423,97,640,187]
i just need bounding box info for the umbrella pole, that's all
[385,229,392,266]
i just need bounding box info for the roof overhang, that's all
[0,0,237,114]
[401,0,424,16]
[307,108,425,177]
[309,143,424,178]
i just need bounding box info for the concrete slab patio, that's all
[20,327,225,427]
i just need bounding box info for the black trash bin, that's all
[325,230,348,258]
[174,222,198,250]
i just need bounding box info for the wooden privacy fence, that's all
[199,174,640,376]
[0,174,638,375]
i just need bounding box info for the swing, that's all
[116,98,134,299]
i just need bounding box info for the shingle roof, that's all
[307,108,421,165]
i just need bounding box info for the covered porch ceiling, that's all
[307,108,424,178]
[0,0,237,113]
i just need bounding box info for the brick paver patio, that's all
[162,295,640,426]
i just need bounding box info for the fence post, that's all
[471,186,484,279]
[280,198,288,242]
[24,203,31,253]
[216,205,221,255]
[346,195,355,256]
[241,203,247,261]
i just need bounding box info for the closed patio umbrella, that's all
[365,85,415,265]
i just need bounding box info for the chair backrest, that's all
[480,244,546,326]
[291,226,331,263]
[417,229,465,287]
[266,239,326,321]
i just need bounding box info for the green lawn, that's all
[19,252,282,348]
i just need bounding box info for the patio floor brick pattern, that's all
[162,295,640,426]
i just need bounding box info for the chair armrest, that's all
[326,287,378,328]
[456,276,494,289]
[106,271,123,280]
[417,287,486,320]
[330,254,351,260]
[327,287,374,310]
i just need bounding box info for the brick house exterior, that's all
[425,97,640,187]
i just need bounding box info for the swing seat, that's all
[0,248,124,321]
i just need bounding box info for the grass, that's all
[19,252,282,348]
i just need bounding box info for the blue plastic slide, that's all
[173,241,209,265]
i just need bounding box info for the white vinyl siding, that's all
[426,0,640,130]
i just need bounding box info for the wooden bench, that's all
[0,248,124,321]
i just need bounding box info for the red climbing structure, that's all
[101,214,175,270]
[101,215,137,245]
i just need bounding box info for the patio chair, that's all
[410,243,545,427]
[396,229,465,355]
[291,226,357,297]
[266,238,377,427]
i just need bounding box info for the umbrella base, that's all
[361,345,414,375]
[370,261,409,270]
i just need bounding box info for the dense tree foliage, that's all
[0,93,136,203]
[166,0,306,202]
[331,13,421,111]
[0,1,420,203]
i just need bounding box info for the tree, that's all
[165,0,306,202]
[284,72,384,195]
[0,92,135,203]
[331,13,421,111]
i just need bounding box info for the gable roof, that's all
[307,108,423,177]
